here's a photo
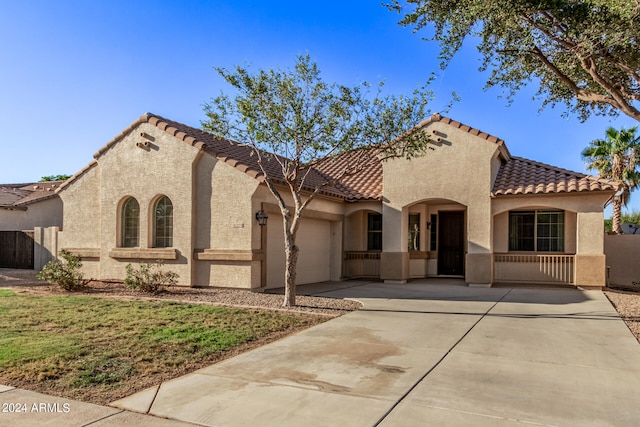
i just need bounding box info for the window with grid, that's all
[509,210,564,252]
[153,196,173,248]
[121,197,139,248]
[367,213,382,251]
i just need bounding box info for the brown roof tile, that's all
[0,181,64,207]
[58,113,615,203]
[492,156,617,196]
[73,113,350,199]
[314,149,383,201]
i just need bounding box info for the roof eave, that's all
[14,193,60,207]
[491,188,617,198]
[0,205,28,211]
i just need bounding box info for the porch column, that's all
[466,253,493,286]
[574,211,606,288]
[466,204,493,287]
[330,220,343,281]
[380,205,409,283]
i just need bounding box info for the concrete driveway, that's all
[113,282,640,426]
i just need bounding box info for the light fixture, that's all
[426,221,432,230]
[255,210,268,226]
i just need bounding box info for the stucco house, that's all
[55,113,616,289]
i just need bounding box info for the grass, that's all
[0,289,325,404]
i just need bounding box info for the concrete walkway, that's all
[107,282,640,426]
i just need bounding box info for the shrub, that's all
[124,261,178,293]
[37,249,89,291]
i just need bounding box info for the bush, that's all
[37,249,89,291]
[124,261,178,293]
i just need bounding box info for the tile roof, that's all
[58,112,615,202]
[492,156,618,196]
[314,149,382,201]
[64,113,373,200]
[0,181,64,208]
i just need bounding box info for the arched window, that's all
[121,197,140,247]
[153,196,173,247]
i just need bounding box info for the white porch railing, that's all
[344,251,380,278]
[494,253,575,285]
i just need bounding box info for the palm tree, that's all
[582,126,640,234]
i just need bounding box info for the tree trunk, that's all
[281,211,300,307]
[612,197,623,234]
[283,242,299,307]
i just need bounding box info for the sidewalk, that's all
[0,384,196,426]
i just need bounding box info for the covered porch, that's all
[342,200,604,288]
[342,199,471,282]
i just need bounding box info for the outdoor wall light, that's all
[255,210,268,226]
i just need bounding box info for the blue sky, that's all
[1,0,638,213]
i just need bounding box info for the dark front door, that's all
[438,211,464,276]
[0,231,34,269]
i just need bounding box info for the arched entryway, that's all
[342,206,382,279]
[400,199,467,280]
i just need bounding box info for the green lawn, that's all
[0,289,324,403]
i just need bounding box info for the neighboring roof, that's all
[492,156,618,196]
[0,181,64,208]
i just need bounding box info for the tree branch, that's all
[529,46,640,121]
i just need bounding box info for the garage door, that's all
[266,217,331,288]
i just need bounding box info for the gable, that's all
[58,113,349,200]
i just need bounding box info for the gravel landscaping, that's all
[0,269,362,316]
[603,287,640,343]
[2,268,640,341]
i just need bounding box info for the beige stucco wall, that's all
[193,153,260,251]
[58,164,101,249]
[93,123,200,283]
[604,234,640,288]
[191,151,262,288]
[57,164,101,279]
[381,123,500,283]
[59,124,203,284]
[0,197,63,231]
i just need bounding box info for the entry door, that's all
[438,211,464,276]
